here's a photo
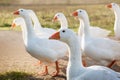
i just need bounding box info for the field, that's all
[0,4,117,34]
[0,3,120,80]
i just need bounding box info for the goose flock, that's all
[10,2,120,80]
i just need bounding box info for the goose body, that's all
[78,20,111,38]
[49,29,120,80]
[107,3,120,39]
[13,9,68,76]
[85,26,111,38]
[72,9,120,67]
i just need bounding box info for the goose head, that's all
[72,9,87,20]
[49,29,76,43]
[52,12,66,22]
[14,9,29,17]
[11,17,24,28]
[106,3,120,11]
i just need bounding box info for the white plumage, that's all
[49,28,120,80]
[107,3,120,39]
[72,9,120,67]
[13,9,68,76]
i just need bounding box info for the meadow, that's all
[0,4,118,80]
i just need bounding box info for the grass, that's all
[0,4,115,35]
[0,0,120,5]
[0,71,50,80]
[0,71,33,80]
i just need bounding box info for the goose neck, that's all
[112,6,120,37]
[20,21,27,41]
[113,7,120,22]
[22,15,35,40]
[67,35,84,79]
[68,38,83,66]
[60,17,68,29]
[113,6,120,16]
[78,19,84,37]
[29,11,42,30]
[79,17,90,37]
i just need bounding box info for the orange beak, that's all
[11,23,16,29]
[106,4,112,8]
[49,31,60,40]
[13,10,19,15]
[52,16,58,22]
[71,11,78,17]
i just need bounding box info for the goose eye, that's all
[113,3,115,6]
[79,10,82,12]
[21,10,23,12]
[62,30,65,33]
[57,15,60,16]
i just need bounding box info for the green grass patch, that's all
[0,71,33,80]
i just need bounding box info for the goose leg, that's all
[82,59,87,67]
[107,60,116,68]
[51,61,59,76]
[38,66,48,76]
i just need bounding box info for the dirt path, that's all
[0,31,120,80]
[0,31,38,72]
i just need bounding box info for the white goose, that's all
[49,29,120,80]
[11,17,25,28]
[27,9,56,38]
[72,9,120,68]
[13,9,68,76]
[52,12,68,29]
[53,12,111,38]
[107,3,120,39]
[11,17,51,66]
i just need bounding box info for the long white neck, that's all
[78,19,84,37]
[19,21,27,42]
[80,14,90,37]
[113,6,120,38]
[67,35,84,80]
[29,11,42,31]
[59,16,68,29]
[113,6,120,23]
[21,15,35,45]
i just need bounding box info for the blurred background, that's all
[0,0,120,5]
[0,0,120,80]
[0,0,119,33]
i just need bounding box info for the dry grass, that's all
[0,0,120,4]
[0,4,116,35]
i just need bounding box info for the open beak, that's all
[49,31,60,40]
[11,23,16,29]
[106,4,112,8]
[52,16,58,22]
[13,10,19,15]
[71,11,78,17]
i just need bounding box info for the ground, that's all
[0,30,120,80]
